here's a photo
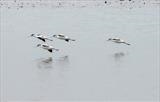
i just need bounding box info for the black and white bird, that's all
[30,34,53,42]
[53,34,75,42]
[107,38,130,45]
[37,43,59,53]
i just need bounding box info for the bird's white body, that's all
[53,34,75,42]
[37,43,59,53]
[31,34,53,42]
[108,38,130,45]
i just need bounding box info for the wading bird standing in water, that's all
[53,34,76,42]
[30,34,53,42]
[107,38,131,45]
[37,43,59,53]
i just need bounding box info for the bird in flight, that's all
[53,34,75,42]
[107,38,131,45]
[30,34,53,42]
[37,43,59,53]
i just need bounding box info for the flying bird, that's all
[107,38,130,45]
[53,34,75,42]
[37,43,59,53]
[30,34,53,42]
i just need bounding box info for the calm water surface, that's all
[0,7,160,101]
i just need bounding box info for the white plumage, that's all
[37,43,59,53]
[107,38,130,45]
[53,34,75,42]
[30,34,53,42]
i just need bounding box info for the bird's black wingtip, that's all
[65,39,69,42]
[48,49,52,53]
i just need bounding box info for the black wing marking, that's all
[65,39,69,42]
[48,49,52,53]
[42,44,49,48]
[59,35,65,37]
[112,38,120,40]
[38,37,45,42]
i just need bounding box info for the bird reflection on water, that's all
[42,57,52,63]
[36,55,69,69]
[37,57,53,69]
[113,52,125,61]
[56,56,69,63]
[55,55,70,69]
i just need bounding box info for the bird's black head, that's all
[107,38,112,41]
[30,34,35,37]
[53,35,56,37]
[37,44,41,47]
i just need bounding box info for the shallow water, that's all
[0,7,160,101]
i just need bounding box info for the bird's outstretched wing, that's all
[69,39,76,41]
[58,34,65,37]
[123,42,131,45]
[46,38,53,41]
[53,48,59,51]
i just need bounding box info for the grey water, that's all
[0,7,160,101]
